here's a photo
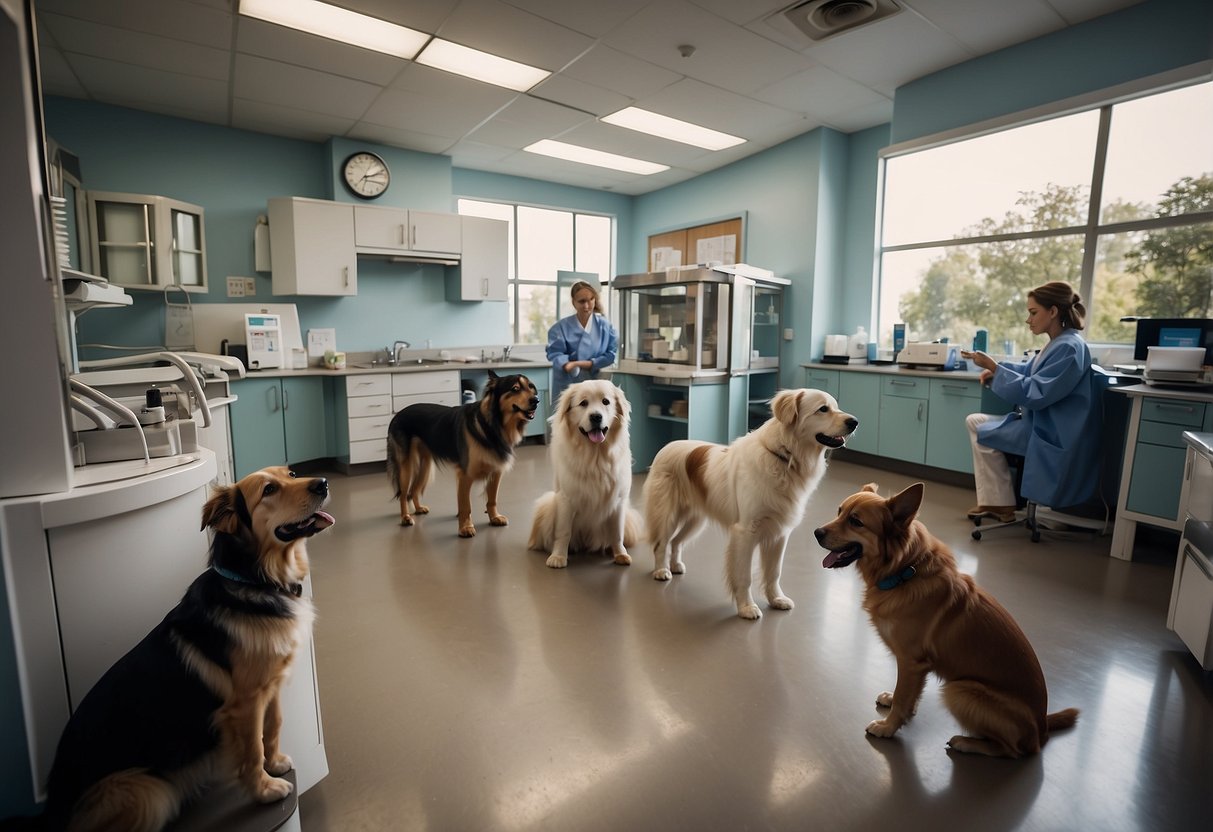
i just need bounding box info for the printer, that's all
[897,341,961,370]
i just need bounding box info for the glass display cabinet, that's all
[611,265,789,471]
[87,191,207,291]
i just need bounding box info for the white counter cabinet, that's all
[335,370,459,467]
[268,197,357,296]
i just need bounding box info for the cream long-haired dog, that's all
[528,380,642,568]
[642,388,857,619]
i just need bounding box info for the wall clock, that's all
[342,151,390,199]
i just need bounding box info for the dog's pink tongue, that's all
[588,429,606,444]
[822,551,843,568]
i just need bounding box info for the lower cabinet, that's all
[925,378,981,473]
[337,371,460,465]
[229,377,328,479]
[838,372,880,454]
[878,376,929,463]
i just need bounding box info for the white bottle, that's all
[849,326,868,362]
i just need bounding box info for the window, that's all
[877,79,1213,354]
[457,199,614,344]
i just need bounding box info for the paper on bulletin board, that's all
[651,246,682,272]
[696,235,736,266]
[307,328,337,358]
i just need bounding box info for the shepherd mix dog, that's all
[388,370,539,537]
[43,467,333,832]
[643,388,857,619]
[528,380,642,568]
[814,482,1079,757]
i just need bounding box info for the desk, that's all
[1110,384,1213,559]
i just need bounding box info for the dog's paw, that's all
[865,718,899,738]
[946,735,984,754]
[876,691,894,708]
[671,561,686,575]
[737,604,762,620]
[400,515,415,527]
[255,775,294,803]
[458,524,477,538]
[769,595,794,611]
[613,551,632,565]
[653,568,672,581]
[413,504,430,515]
[265,753,293,776]
[546,553,569,568]
[489,514,509,527]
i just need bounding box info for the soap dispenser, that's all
[849,326,869,364]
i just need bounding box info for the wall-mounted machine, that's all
[244,312,282,370]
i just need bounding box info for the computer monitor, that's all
[1133,318,1213,364]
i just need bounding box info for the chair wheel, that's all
[972,530,982,541]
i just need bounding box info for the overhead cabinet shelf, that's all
[267,197,505,300]
[87,191,207,292]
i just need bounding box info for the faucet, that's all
[392,340,411,364]
[502,345,512,361]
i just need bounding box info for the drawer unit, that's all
[348,394,392,419]
[878,376,929,463]
[340,373,392,465]
[346,374,392,398]
[803,368,839,399]
[1126,398,1207,519]
[392,371,459,398]
[926,378,981,473]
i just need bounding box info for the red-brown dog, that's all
[814,482,1077,757]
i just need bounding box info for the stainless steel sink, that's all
[350,359,448,369]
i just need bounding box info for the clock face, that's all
[342,152,390,199]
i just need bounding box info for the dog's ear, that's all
[861,482,880,494]
[887,482,925,528]
[201,484,243,534]
[771,390,804,427]
[613,384,630,423]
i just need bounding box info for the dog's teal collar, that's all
[211,565,302,597]
[877,565,917,591]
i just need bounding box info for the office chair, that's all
[971,368,1112,543]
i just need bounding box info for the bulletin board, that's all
[648,216,744,272]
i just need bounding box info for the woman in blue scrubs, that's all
[547,280,618,401]
[960,281,1094,521]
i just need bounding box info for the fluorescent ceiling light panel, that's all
[415,39,550,92]
[601,107,746,151]
[524,140,668,176]
[239,0,428,59]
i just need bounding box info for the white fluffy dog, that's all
[528,380,642,568]
[642,388,857,619]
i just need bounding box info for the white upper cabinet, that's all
[354,205,460,257]
[269,197,357,296]
[448,215,507,302]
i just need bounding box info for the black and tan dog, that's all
[388,370,539,537]
[814,482,1077,757]
[42,467,333,832]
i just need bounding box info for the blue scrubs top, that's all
[978,329,1098,507]
[546,313,618,401]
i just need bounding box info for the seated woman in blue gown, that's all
[960,281,1095,522]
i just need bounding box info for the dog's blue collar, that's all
[211,564,302,597]
[877,565,917,591]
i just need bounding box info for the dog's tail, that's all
[1046,708,1079,733]
[527,492,556,551]
[623,507,643,548]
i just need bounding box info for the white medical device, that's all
[244,312,282,370]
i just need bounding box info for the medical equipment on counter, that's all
[245,312,283,370]
[897,341,961,370]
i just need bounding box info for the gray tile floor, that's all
[298,444,1212,832]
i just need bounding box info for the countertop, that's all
[232,359,549,380]
[800,361,985,382]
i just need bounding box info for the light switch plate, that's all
[244,277,257,296]
[226,276,245,297]
[783,328,794,341]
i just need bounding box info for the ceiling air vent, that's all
[772,0,902,42]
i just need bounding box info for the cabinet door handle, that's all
[1154,403,1196,414]
[283,387,289,411]
[410,224,416,247]
[269,385,280,413]
[891,379,917,387]
[941,383,968,392]
[481,278,488,296]
[399,224,406,246]
[342,266,349,287]
[917,402,924,421]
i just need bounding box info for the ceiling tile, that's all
[360,86,502,138]
[555,121,713,167]
[1046,0,1145,25]
[685,0,792,26]
[346,122,457,154]
[431,0,595,72]
[234,17,407,86]
[498,0,650,37]
[823,98,895,133]
[36,0,232,49]
[37,46,87,98]
[905,0,1065,53]
[753,64,890,118]
[63,53,228,116]
[530,74,631,117]
[387,63,518,112]
[632,78,802,139]
[559,45,683,101]
[326,0,461,33]
[233,54,383,121]
[232,98,357,142]
[446,140,516,167]
[41,12,229,82]
[600,0,815,96]
[464,96,594,148]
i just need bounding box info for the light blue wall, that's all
[840,124,891,336]
[892,0,1213,144]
